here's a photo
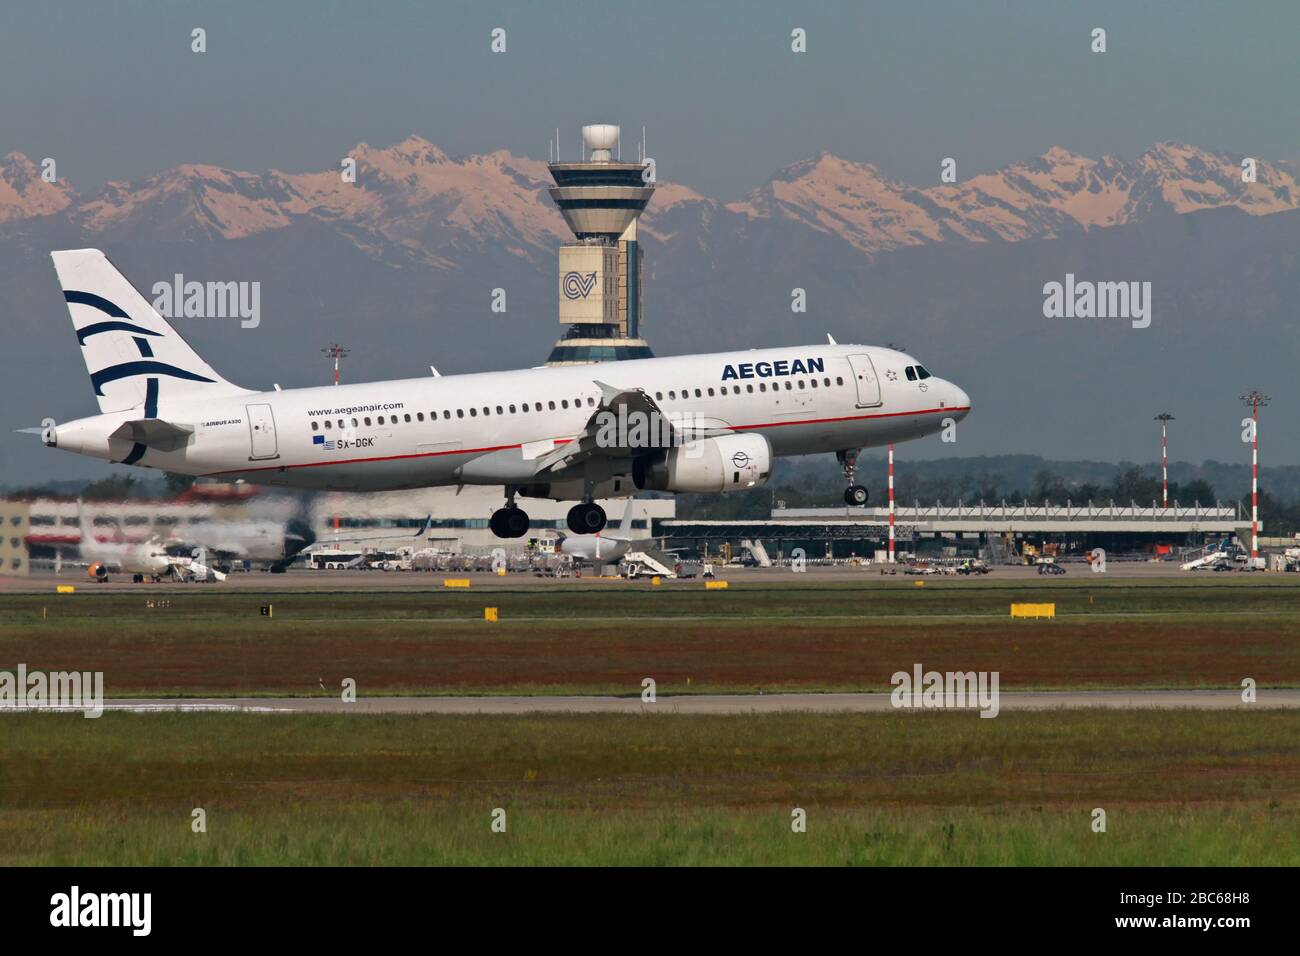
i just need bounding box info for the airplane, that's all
[33,249,972,538]
[559,498,643,564]
[75,504,226,582]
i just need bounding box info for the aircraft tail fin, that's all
[616,497,641,535]
[51,249,249,414]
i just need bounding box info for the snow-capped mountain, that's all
[2,138,1292,261]
[726,143,1297,254]
[0,152,76,222]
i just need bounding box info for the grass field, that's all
[1,579,1298,696]
[2,709,1298,865]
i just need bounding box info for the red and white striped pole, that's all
[1155,413,1174,508]
[322,343,350,387]
[888,443,896,563]
[1241,393,1268,562]
[1251,404,1259,559]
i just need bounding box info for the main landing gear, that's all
[489,489,530,539]
[567,500,607,535]
[837,448,869,506]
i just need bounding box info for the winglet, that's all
[827,333,837,345]
[592,380,625,405]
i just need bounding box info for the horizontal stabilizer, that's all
[109,418,195,452]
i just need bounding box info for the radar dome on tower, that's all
[582,124,620,162]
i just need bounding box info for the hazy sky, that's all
[3,1,1298,198]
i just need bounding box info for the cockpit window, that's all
[915,366,931,380]
[905,366,917,381]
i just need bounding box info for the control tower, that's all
[545,124,655,365]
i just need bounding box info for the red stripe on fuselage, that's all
[204,406,968,477]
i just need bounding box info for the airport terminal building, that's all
[661,501,1266,563]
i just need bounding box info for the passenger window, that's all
[456,410,463,418]
[785,382,792,390]
[655,392,663,400]
[496,406,503,415]
[548,401,556,410]
[404,414,411,423]
[836,377,844,386]
[417,413,424,422]
[470,408,477,417]
[746,384,754,393]
[311,421,319,431]
[587,397,595,406]
[324,420,332,430]
[509,404,516,413]
[352,418,359,427]
[824,378,831,387]
[810,379,818,388]
[707,388,715,397]
[377,416,385,425]
[668,391,676,400]
[561,400,569,409]
[798,380,806,389]
[365,417,372,426]
[443,411,450,419]
[694,388,701,398]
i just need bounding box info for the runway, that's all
[62,688,1300,714]
[9,561,1297,593]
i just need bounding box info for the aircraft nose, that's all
[951,382,972,418]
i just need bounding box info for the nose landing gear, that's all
[837,448,869,506]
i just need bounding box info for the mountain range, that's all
[3,138,1294,260]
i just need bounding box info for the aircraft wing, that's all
[533,381,741,476]
[531,381,671,474]
[302,515,433,553]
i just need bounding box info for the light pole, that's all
[888,443,896,563]
[321,344,350,386]
[1154,413,1174,508]
[1240,392,1269,562]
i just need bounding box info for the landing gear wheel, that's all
[491,507,531,539]
[837,449,866,506]
[567,502,607,535]
[504,507,530,538]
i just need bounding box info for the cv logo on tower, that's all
[562,271,598,300]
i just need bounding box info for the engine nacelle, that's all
[633,434,771,493]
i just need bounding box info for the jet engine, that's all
[633,434,771,493]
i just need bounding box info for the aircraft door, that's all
[246,403,279,460]
[846,353,882,407]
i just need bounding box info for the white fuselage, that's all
[80,534,174,577]
[51,344,970,497]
